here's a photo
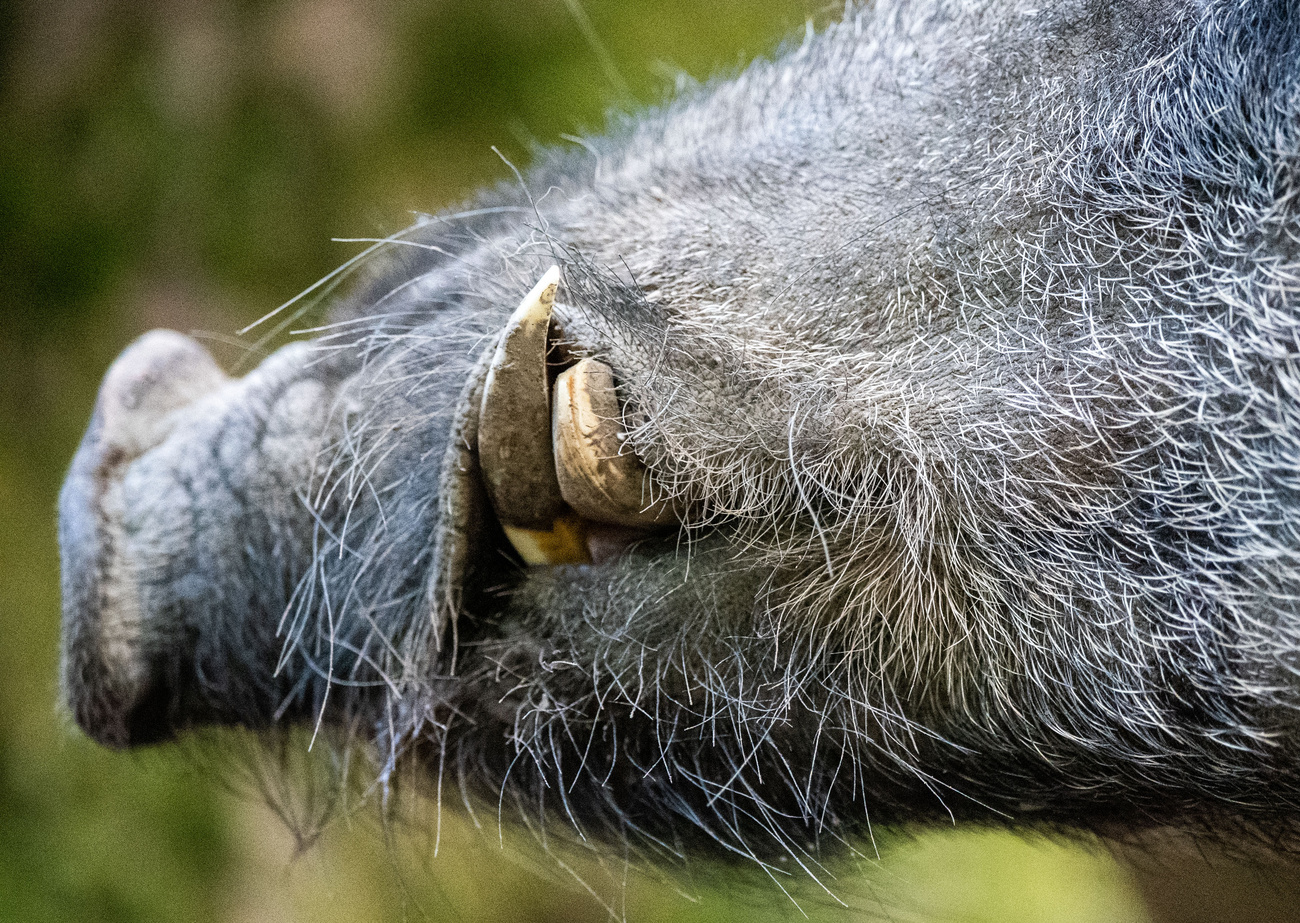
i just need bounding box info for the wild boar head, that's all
[59,0,1300,870]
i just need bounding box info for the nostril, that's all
[97,329,228,463]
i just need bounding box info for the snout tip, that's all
[95,329,229,462]
[59,329,227,749]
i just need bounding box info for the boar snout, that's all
[59,330,229,748]
[59,330,340,748]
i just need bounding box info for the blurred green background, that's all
[0,1,1156,920]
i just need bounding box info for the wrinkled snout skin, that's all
[59,0,1300,866]
[59,332,346,748]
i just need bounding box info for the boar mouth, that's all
[430,267,683,627]
[61,269,684,750]
[476,267,680,562]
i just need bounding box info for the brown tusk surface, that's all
[552,358,676,529]
[477,267,589,565]
[478,266,568,530]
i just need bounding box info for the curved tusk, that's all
[478,267,589,565]
[553,358,676,529]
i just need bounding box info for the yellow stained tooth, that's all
[501,514,591,567]
[477,266,596,566]
[552,358,676,528]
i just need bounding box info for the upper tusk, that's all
[477,266,568,532]
[552,358,676,529]
[477,267,590,565]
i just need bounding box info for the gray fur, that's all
[59,0,1300,876]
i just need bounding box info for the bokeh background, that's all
[0,1,1159,920]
